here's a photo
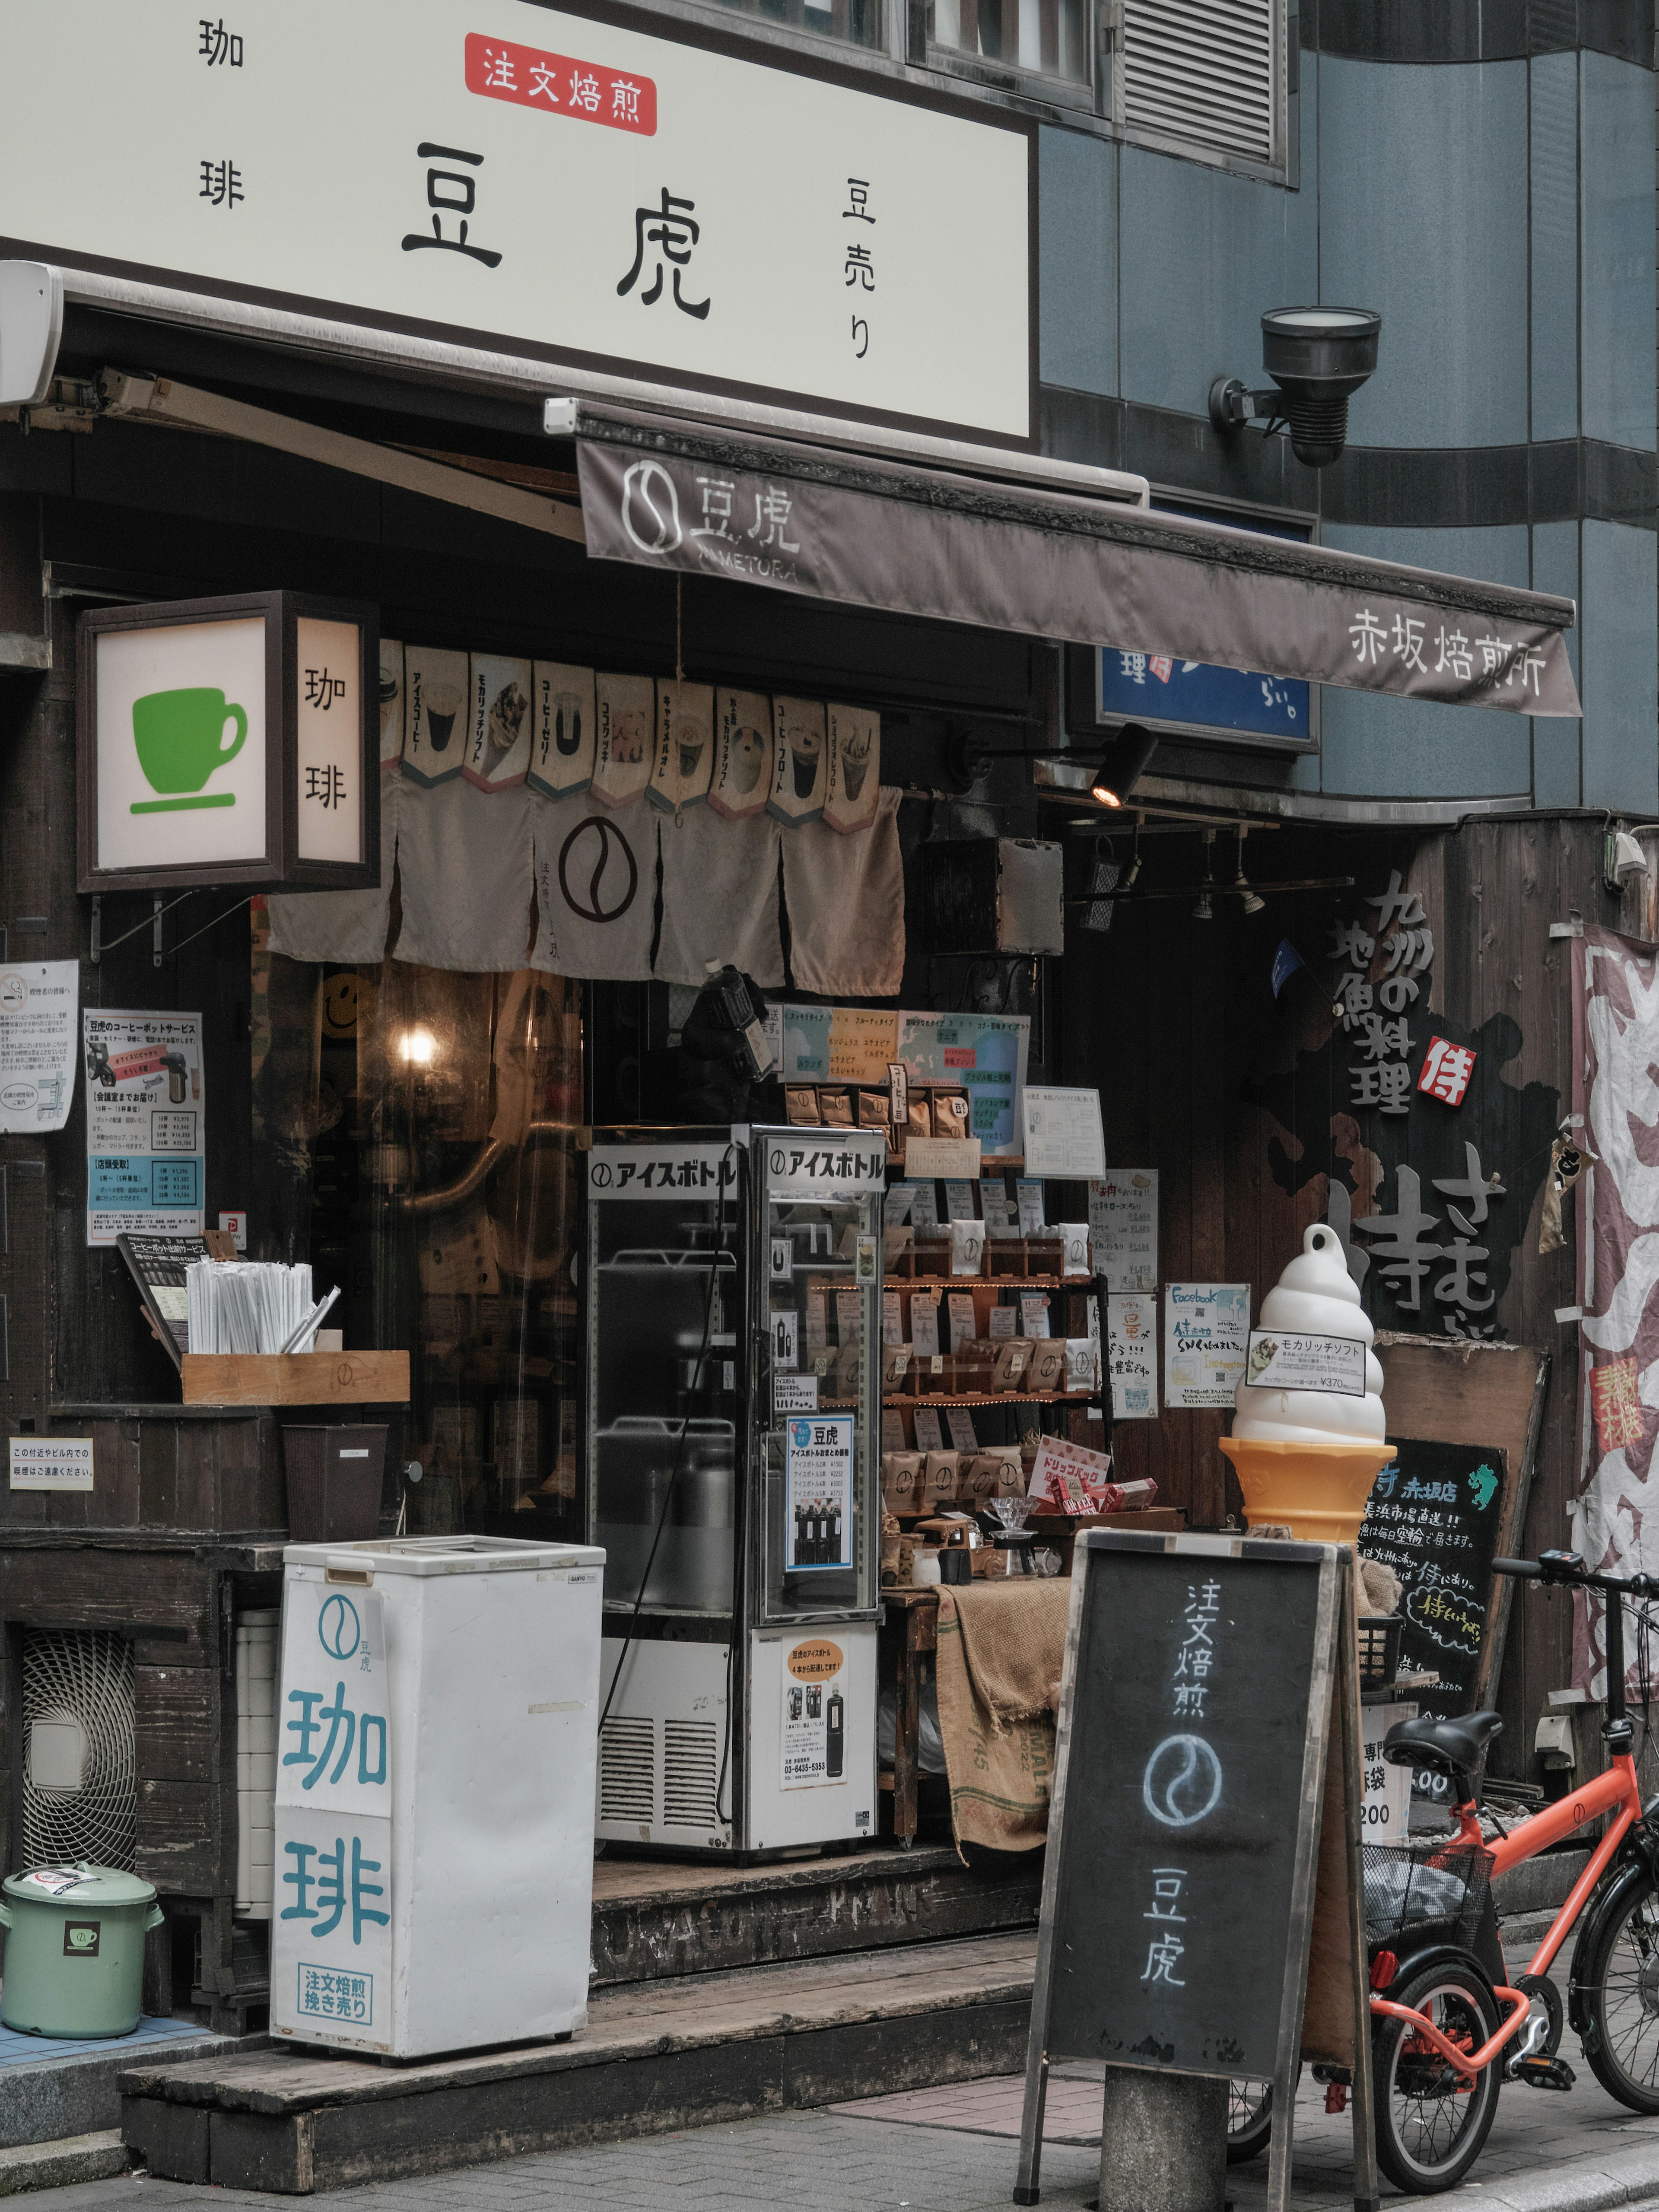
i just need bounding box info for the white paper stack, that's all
[185,1261,324,1354]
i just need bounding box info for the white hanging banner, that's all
[527,663,596,801]
[530,797,657,981]
[591,673,655,807]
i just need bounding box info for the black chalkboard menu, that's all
[1042,1533,1338,2081]
[1357,1437,1506,1721]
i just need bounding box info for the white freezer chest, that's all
[270,1535,604,2059]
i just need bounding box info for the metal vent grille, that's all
[663,1720,720,1830]
[598,1715,656,1824]
[22,1630,137,1870]
[1121,0,1279,166]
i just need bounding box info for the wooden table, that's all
[877,1586,940,1846]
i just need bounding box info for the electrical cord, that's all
[597,1142,739,1744]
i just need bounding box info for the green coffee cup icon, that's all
[130,688,247,812]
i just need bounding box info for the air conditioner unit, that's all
[22,1629,137,1870]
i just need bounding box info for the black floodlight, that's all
[1209,306,1381,468]
[1090,722,1159,809]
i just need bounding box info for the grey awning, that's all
[575,404,1580,719]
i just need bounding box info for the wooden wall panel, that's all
[136,1778,218,1894]
[1062,814,1620,1776]
[136,1663,217,1785]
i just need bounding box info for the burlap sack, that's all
[933,1582,1070,1854]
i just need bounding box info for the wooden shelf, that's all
[882,1390,1093,1408]
[181,1351,411,1408]
[880,1275,1070,1290]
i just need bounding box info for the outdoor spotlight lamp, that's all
[1209,306,1381,469]
[1090,723,1159,809]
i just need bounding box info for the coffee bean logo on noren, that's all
[559,815,639,925]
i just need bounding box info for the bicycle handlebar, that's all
[1495,1552,1659,1599]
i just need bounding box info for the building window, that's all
[929,0,1091,86]
[1114,0,1286,169]
[709,0,884,50]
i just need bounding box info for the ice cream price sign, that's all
[1244,1331,1367,1398]
[1164,1284,1250,1410]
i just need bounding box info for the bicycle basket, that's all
[1362,1844,1490,1949]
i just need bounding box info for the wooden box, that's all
[181,1350,410,1408]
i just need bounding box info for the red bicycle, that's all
[1362,1548,1659,2192]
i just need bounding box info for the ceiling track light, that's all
[1192,828,1216,921]
[1232,825,1266,914]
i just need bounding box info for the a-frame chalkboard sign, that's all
[1015,1531,1377,2212]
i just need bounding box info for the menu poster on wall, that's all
[1164,1284,1251,1409]
[0,961,77,1133]
[777,1005,901,1084]
[785,1416,853,1573]
[780,1636,849,1791]
[1021,1087,1106,1179]
[1088,1172,1159,1293]
[899,1012,1030,1159]
[83,1010,206,1248]
[1107,1294,1158,1421]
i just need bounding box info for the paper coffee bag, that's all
[591,673,655,807]
[769,696,827,826]
[648,680,715,813]
[528,662,596,800]
[403,646,469,788]
[709,688,774,821]
[463,652,533,791]
[823,704,880,834]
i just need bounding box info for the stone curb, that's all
[0,2131,130,2198]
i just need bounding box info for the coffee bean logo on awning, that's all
[559,814,639,923]
[620,460,682,556]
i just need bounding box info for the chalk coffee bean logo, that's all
[620,460,682,556]
[559,815,639,925]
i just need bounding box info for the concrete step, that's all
[591,1840,1042,1985]
[120,1929,1039,2195]
[0,2019,234,2150]
[0,2131,130,2198]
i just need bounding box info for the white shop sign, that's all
[1,2,1033,443]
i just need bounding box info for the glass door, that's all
[585,1136,744,1615]
[750,1127,885,1625]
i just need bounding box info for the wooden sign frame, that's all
[77,589,379,893]
[1015,1532,1378,2212]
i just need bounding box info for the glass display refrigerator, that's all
[584,1125,886,1857]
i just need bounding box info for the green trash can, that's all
[0,1864,164,2038]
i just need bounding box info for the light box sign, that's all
[77,592,379,892]
[0,1,1033,445]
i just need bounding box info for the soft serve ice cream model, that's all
[1219,1223,1395,1545]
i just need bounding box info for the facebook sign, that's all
[1096,499,1312,743]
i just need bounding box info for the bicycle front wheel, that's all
[1579,1866,1659,2113]
[1226,2077,1274,2164]
[1372,1961,1502,2194]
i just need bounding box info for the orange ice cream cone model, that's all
[1218,1436,1397,1548]
[1222,1222,1395,1546]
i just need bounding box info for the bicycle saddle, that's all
[1383,1710,1503,1777]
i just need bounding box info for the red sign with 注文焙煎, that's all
[465,32,657,135]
